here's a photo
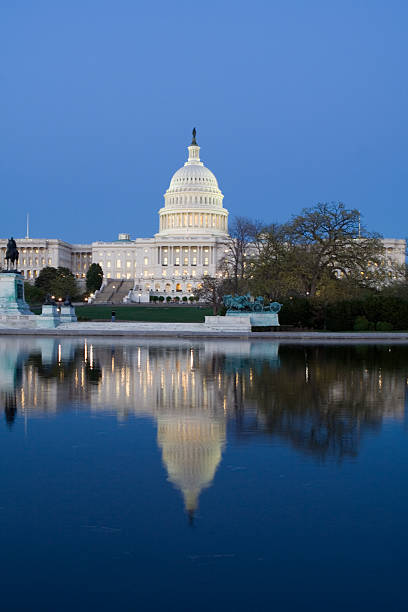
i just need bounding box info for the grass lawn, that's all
[74,305,213,322]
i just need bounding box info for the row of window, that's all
[20,257,52,266]
[168,196,219,205]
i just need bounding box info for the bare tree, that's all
[284,202,387,296]
[223,216,263,293]
[195,276,231,314]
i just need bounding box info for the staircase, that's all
[92,280,134,304]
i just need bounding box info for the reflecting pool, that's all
[1,337,408,611]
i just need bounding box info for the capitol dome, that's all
[158,130,229,236]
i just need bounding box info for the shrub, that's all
[174,296,180,302]
[24,282,45,304]
[166,296,171,302]
[189,296,195,302]
[182,296,188,302]
[152,295,158,302]
[158,296,165,302]
[353,316,370,331]
[376,321,393,332]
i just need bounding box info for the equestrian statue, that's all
[4,237,19,271]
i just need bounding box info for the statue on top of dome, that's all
[191,127,197,146]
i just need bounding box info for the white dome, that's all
[168,164,219,193]
[157,132,229,236]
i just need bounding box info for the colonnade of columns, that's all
[159,211,227,232]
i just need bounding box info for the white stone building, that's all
[0,132,406,299]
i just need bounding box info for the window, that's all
[126,273,131,279]
[116,273,121,279]
[192,257,197,266]
[144,257,148,265]
[204,270,208,276]
[163,257,168,266]
[162,270,167,277]
[204,257,209,266]
[107,272,111,278]
[191,270,196,277]
[126,261,131,268]
[116,260,121,268]
[107,261,111,268]
[184,257,188,265]
[175,257,180,266]
[41,258,45,265]
[174,270,179,276]
[47,258,52,265]
[144,270,148,277]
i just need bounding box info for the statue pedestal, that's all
[205,315,252,331]
[60,304,77,323]
[0,272,33,315]
[226,311,280,327]
[0,272,38,328]
[37,304,61,328]
[205,311,280,331]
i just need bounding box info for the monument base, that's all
[226,311,280,327]
[60,304,77,323]
[0,272,39,327]
[205,311,280,331]
[37,304,61,328]
[0,272,33,315]
[205,315,252,331]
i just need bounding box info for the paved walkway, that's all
[1,321,408,341]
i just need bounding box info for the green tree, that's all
[35,266,78,300]
[35,266,58,291]
[86,263,103,292]
[24,282,45,304]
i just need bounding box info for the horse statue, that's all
[5,237,19,271]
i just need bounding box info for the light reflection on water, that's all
[1,337,408,611]
[1,338,407,512]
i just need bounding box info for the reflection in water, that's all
[0,337,407,514]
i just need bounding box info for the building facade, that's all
[0,133,406,297]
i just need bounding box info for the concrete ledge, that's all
[1,321,408,342]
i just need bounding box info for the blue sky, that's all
[1,0,407,243]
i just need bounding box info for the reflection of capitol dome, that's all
[157,415,226,518]
[158,130,229,236]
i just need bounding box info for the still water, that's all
[1,337,408,611]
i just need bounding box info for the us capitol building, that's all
[0,130,405,298]
[0,131,230,299]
